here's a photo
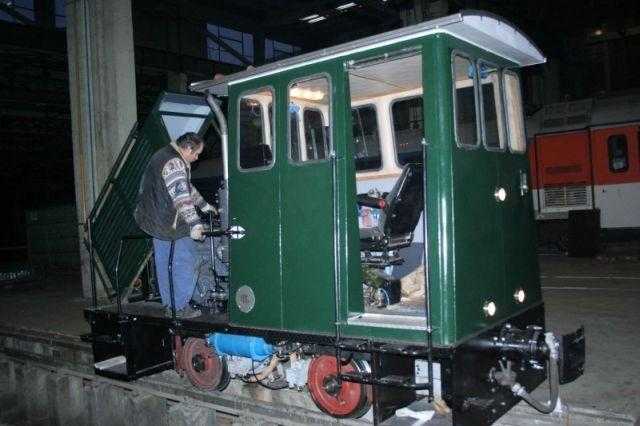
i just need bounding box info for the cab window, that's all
[289,104,301,162]
[392,97,423,165]
[453,54,479,147]
[608,134,629,173]
[303,108,328,160]
[503,71,526,153]
[239,88,274,169]
[288,76,331,163]
[478,61,505,150]
[352,105,381,171]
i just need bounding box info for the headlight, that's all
[483,300,497,317]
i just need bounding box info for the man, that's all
[134,132,215,318]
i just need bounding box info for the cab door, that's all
[591,125,640,228]
[228,65,342,334]
[498,70,541,314]
[228,84,282,328]
[450,53,506,337]
[279,66,340,334]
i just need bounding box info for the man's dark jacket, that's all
[134,145,190,240]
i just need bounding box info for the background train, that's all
[527,93,640,255]
[84,11,584,426]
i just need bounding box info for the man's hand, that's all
[201,203,217,215]
[190,224,205,241]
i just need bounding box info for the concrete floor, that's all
[539,254,640,421]
[0,254,639,423]
[0,272,89,337]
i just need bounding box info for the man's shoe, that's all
[164,306,202,319]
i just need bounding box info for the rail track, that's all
[0,326,634,426]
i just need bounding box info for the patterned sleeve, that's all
[191,185,208,209]
[162,158,201,228]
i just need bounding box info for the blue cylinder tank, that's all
[206,333,274,361]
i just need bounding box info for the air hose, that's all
[511,332,560,414]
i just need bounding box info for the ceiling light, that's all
[300,14,320,21]
[336,2,357,10]
[307,16,327,24]
[290,87,325,101]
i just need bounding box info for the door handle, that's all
[228,225,246,239]
[203,225,246,239]
[519,170,529,196]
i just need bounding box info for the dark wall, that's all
[0,20,71,255]
[1,0,639,254]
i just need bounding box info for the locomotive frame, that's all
[84,11,585,425]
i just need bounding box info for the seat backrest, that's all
[383,163,424,239]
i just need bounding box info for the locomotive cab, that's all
[85,11,585,426]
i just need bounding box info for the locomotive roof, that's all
[191,10,546,97]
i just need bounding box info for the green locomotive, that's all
[85,10,584,425]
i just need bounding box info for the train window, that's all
[453,54,479,147]
[303,108,328,160]
[352,105,382,171]
[268,102,274,142]
[392,97,424,165]
[162,115,206,142]
[289,104,301,162]
[289,76,331,163]
[607,135,629,173]
[478,61,505,150]
[503,71,526,153]
[239,88,274,170]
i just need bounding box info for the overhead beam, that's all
[205,28,253,67]
[0,2,35,25]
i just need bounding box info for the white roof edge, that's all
[191,10,545,96]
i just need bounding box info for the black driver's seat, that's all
[358,163,423,265]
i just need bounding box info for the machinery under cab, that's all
[84,11,585,425]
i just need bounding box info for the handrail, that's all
[205,94,228,181]
[87,121,139,223]
[115,234,151,315]
[86,120,139,308]
[421,140,434,401]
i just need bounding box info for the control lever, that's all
[203,211,228,314]
[202,228,229,237]
[203,225,246,239]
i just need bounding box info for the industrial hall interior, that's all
[1,0,639,425]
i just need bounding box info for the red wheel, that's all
[307,355,371,418]
[182,337,224,391]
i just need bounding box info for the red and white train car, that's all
[527,94,640,252]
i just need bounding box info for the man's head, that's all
[176,132,204,163]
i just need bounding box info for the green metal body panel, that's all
[227,82,283,329]
[279,66,339,333]
[425,35,542,346]
[225,34,541,347]
[89,92,212,297]
[228,63,346,334]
